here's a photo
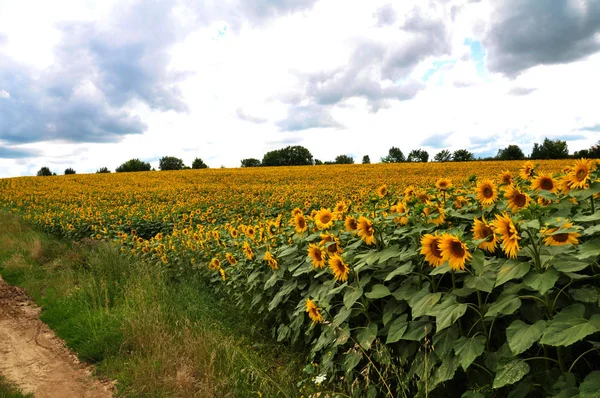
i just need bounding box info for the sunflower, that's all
[357,216,376,245]
[209,258,221,270]
[500,170,512,185]
[334,200,348,214]
[329,254,350,282]
[504,185,531,212]
[219,268,226,281]
[404,185,415,198]
[291,207,303,217]
[242,241,254,260]
[230,228,239,238]
[493,213,520,259]
[391,202,409,225]
[439,234,472,271]
[537,196,551,207]
[420,233,444,267]
[472,217,498,253]
[568,159,594,189]
[543,221,581,246]
[225,252,237,265]
[314,208,335,230]
[344,215,358,231]
[320,233,342,256]
[308,244,326,269]
[245,226,256,239]
[520,161,535,180]
[306,298,323,323]
[264,251,279,270]
[294,213,308,234]
[476,180,498,206]
[436,178,452,191]
[532,173,557,193]
[416,191,430,203]
[377,184,388,198]
[453,196,469,209]
[423,205,445,226]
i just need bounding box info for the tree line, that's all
[35,138,600,176]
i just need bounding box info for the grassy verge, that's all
[0,375,32,398]
[0,213,316,397]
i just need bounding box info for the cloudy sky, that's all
[1,0,599,176]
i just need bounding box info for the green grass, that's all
[0,213,317,397]
[0,375,31,398]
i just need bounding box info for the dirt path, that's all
[0,275,113,398]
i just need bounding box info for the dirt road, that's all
[0,275,113,398]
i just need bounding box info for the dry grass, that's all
[3,254,29,269]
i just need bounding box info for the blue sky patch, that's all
[464,38,487,77]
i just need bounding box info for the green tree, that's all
[314,159,323,165]
[262,145,313,166]
[496,144,525,160]
[64,168,76,175]
[380,147,405,163]
[530,138,569,159]
[192,158,209,169]
[335,154,354,164]
[362,155,370,164]
[240,158,261,167]
[434,149,452,162]
[96,167,111,173]
[452,149,475,162]
[159,156,185,171]
[116,159,152,173]
[407,149,429,162]
[36,167,53,176]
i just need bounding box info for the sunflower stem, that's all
[477,290,490,350]
[591,195,596,216]
[524,229,542,272]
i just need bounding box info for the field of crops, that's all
[1,159,600,397]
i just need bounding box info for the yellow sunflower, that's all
[476,180,498,206]
[264,251,279,270]
[504,185,531,212]
[391,202,409,225]
[314,208,335,230]
[307,244,326,269]
[242,241,254,260]
[520,161,535,180]
[439,234,472,271]
[219,268,226,281]
[329,254,350,282]
[543,221,581,246]
[416,191,430,203]
[245,226,256,239]
[500,170,512,185]
[532,173,558,193]
[420,233,444,267]
[357,216,376,245]
[344,215,358,231]
[291,207,303,217]
[209,258,221,270]
[320,233,342,256]
[294,213,308,234]
[472,217,498,253]
[404,185,415,198]
[436,178,452,191]
[568,159,594,189]
[423,205,445,226]
[493,213,520,259]
[306,298,323,323]
[225,252,237,265]
[377,184,388,198]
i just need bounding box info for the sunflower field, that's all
[1,159,600,397]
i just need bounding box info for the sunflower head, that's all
[242,241,254,260]
[520,161,536,180]
[314,208,335,230]
[344,215,358,231]
[438,234,472,271]
[472,217,498,253]
[225,253,237,265]
[377,184,388,198]
[291,207,303,217]
[436,178,452,191]
[357,216,376,245]
[420,233,444,267]
[500,170,512,185]
[543,221,581,246]
[329,254,350,282]
[404,185,415,198]
[294,213,308,233]
[209,258,221,270]
[504,185,531,212]
[568,159,594,189]
[476,180,498,206]
[308,244,326,269]
[306,298,323,323]
[532,173,557,193]
[492,213,521,258]
[219,268,226,281]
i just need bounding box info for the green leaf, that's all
[521,219,541,229]
[485,294,522,318]
[506,320,546,355]
[492,360,530,389]
[432,325,458,359]
[465,270,496,293]
[343,286,363,309]
[577,238,600,260]
[552,259,590,273]
[432,296,468,332]
[344,350,362,373]
[570,285,599,303]
[580,371,600,398]
[454,335,486,371]
[333,306,352,327]
[573,213,600,222]
[471,250,485,275]
[540,304,600,347]
[357,323,378,350]
[410,292,442,318]
[584,224,600,236]
[386,314,409,344]
[376,245,403,264]
[365,284,391,299]
[496,260,530,286]
[461,392,485,398]
[384,261,414,281]
[429,263,452,275]
[429,354,459,390]
[402,319,432,341]
[523,268,559,295]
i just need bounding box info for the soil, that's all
[0,275,114,397]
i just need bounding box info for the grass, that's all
[0,213,318,397]
[0,375,32,398]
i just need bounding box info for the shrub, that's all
[116,159,151,173]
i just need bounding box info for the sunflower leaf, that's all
[580,371,600,398]
[496,260,530,286]
[576,238,600,260]
[540,304,600,347]
[454,335,486,371]
[384,261,414,281]
[357,323,378,350]
[386,314,409,344]
[492,359,530,389]
[506,320,546,355]
[410,292,442,318]
[365,284,391,299]
[343,286,363,309]
[485,294,522,318]
[431,295,468,332]
[523,268,559,295]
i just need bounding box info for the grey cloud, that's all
[374,4,397,26]
[236,108,268,123]
[276,104,342,132]
[266,136,303,147]
[239,0,319,22]
[0,146,40,159]
[549,134,587,141]
[580,124,600,132]
[484,1,600,76]
[508,87,537,96]
[421,133,450,149]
